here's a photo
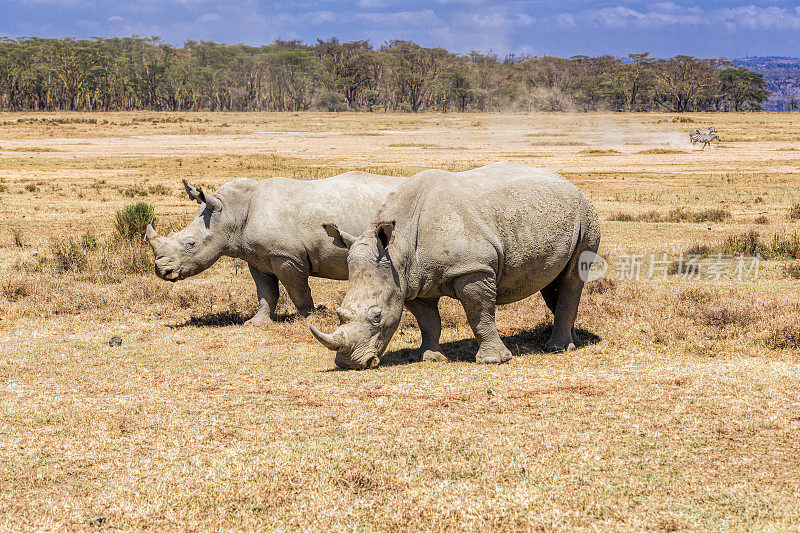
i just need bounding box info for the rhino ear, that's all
[183,180,222,211]
[183,179,201,203]
[375,221,395,252]
[197,188,222,211]
[323,223,356,249]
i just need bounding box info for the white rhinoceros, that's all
[312,162,601,369]
[146,172,403,326]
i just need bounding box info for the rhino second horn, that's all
[310,324,344,351]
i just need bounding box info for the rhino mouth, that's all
[156,267,182,282]
[335,351,380,370]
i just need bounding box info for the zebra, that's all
[689,126,716,144]
[689,131,720,150]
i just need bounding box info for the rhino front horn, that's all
[310,324,344,351]
[145,224,158,242]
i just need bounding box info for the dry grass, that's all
[609,207,731,223]
[1,111,799,530]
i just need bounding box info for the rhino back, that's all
[385,162,597,302]
[244,172,402,279]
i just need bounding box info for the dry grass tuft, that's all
[609,207,731,223]
[655,376,691,386]
[580,149,620,155]
[585,276,617,294]
[42,234,153,281]
[0,278,31,301]
[764,323,800,350]
[11,227,24,247]
[789,203,800,220]
[509,383,604,397]
[638,148,687,154]
[784,261,800,279]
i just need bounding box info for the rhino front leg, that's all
[405,298,447,362]
[271,256,315,318]
[544,274,584,352]
[245,265,279,327]
[453,272,512,364]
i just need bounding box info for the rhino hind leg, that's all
[541,279,578,347]
[543,274,584,353]
[245,265,279,327]
[405,298,447,362]
[453,272,512,364]
[271,256,315,318]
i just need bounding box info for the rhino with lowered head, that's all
[312,162,600,369]
[146,172,403,326]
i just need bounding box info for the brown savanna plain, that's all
[1,112,799,530]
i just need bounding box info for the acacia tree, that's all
[719,68,769,111]
[0,37,772,113]
[653,55,723,112]
[381,41,448,111]
[604,53,653,111]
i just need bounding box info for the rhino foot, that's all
[421,349,447,362]
[476,346,513,364]
[544,341,576,353]
[244,314,274,328]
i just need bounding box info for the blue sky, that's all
[1,0,799,58]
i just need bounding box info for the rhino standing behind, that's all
[312,162,601,369]
[146,172,403,326]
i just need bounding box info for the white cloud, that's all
[555,13,576,28]
[716,5,800,30]
[197,13,220,23]
[358,0,391,7]
[107,15,123,23]
[557,4,800,31]
[460,12,535,29]
[356,10,439,26]
[309,11,337,24]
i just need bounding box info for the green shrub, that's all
[114,202,156,242]
[768,233,800,259]
[24,183,38,193]
[720,230,768,257]
[81,232,98,250]
[312,90,348,112]
[718,231,800,259]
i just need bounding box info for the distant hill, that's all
[733,57,800,111]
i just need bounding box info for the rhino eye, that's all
[183,238,196,250]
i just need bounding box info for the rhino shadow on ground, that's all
[380,323,601,367]
[168,305,328,328]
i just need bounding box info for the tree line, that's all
[0,36,769,113]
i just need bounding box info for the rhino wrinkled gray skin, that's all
[146,172,402,326]
[311,162,601,369]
